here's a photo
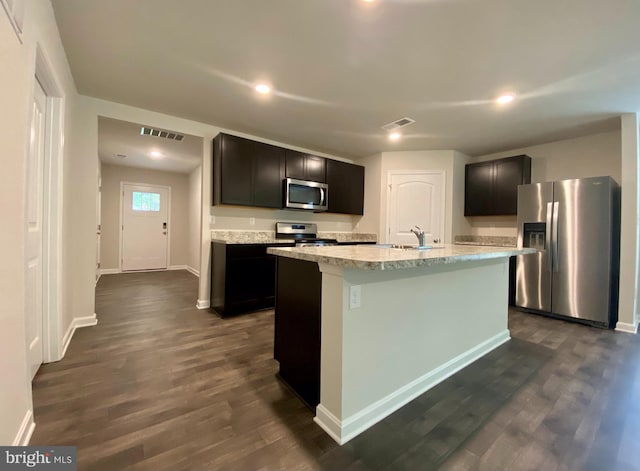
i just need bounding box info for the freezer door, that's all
[551,177,613,323]
[516,182,553,312]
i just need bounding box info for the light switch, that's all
[209,215,216,224]
[249,217,255,226]
[350,285,362,309]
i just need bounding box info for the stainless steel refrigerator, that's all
[515,176,620,328]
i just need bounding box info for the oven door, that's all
[285,178,328,211]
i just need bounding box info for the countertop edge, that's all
[267,246,536,271]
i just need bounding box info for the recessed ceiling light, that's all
[388,132,402,141]
[255,83,271,95]
[496,93,515,104]
[150,151,162,158]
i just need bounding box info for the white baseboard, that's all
[315,330,511,445]
[61,313,98,358]
[196,299,210,309]
[102,266,199,276]
[615,321,639,334]
[13,409,35,446]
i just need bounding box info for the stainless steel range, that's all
[275,222,337,247]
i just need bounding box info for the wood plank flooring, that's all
[30,270,640,470]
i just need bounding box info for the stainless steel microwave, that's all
[284,178,328,211]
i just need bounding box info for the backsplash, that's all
[454,235,517,247]
[211,230,377,244]
[209,205,360,232]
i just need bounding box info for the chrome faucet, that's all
[410,226,427,247]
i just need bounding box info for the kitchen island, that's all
[268,244,536,445]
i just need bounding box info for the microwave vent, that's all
[381,117,416,131]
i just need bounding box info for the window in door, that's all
[132,191,161,212]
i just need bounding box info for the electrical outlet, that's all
[209,215,216,224]
[349,285,362,309]
[249,217,255,226]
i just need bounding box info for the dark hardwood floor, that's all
[31,270,640,470]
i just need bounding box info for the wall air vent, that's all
[381,117,416,132]
[140,126,184,141]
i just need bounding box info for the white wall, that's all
[465,130,622,237]
[358,150,469,244]
[0,0,81,444]
[100,164,192,270]
[618,114,639,332]
[188,166,202,274]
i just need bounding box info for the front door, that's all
[25,79,46,379]
[121,183,170,271]
[387,171,445,246]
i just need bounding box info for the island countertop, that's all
[267,244,536,270]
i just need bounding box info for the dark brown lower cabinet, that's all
[273,256,321,410]
[210,242,293,316]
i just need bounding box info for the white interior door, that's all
[387,171,445,245]
[25,79,46,379]
[121,183,170,271]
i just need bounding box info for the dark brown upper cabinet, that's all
[285,150,326,183]
[326,159,365,215]
[213,133,285,209]
[464,155,531,216]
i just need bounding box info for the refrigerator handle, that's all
[546,202,553,270]
[552,201,560,272]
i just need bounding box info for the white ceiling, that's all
[98,117,203,173]
[54,0,639,159]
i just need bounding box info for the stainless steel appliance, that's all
[275,222,337,246]
[284,178,328,211]
[516,176,620,328]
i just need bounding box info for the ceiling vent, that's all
[381,117,416,132]
[140,126,184,141]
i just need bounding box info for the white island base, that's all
[314,257,510,445]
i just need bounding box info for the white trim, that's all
[100,266,199,276]
[12,409,35,446]
[315,330,510,445]
[120,182,172,271]
[385,170,446,245]
[196,299,210,309]
[61,314,98,358]
[35,44,65,364]
[615,322,639,334]
[169,265,199,277]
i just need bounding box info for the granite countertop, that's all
[454,235,517,247]
[210,230,377,244]
[267,244,536,271]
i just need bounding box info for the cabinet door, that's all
[464,161,494,216]
[305,155,326,183]
[493,156,531,215]
[285,150,326,183]
[253,141,285,208]
[285,150,307,180]
[218,134,254,206]
[326,160,365,215]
